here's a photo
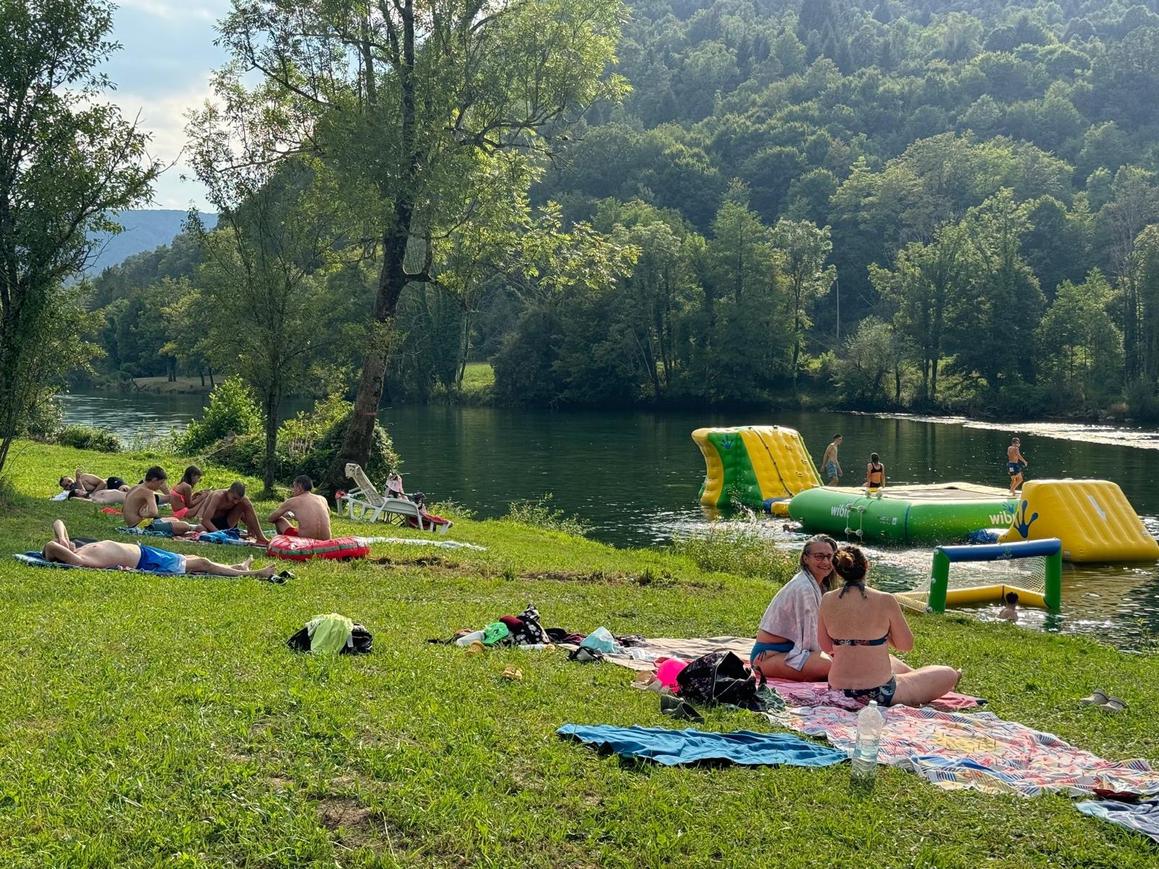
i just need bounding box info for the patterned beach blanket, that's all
[774,704,1159,798]
[585,635,983,711]
[766,678,983,712]
[1077,798,1159,844]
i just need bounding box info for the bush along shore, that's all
[1,441,1158,865]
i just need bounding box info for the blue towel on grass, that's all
[558,724,845,767]
[13,552,185,578]
[1077,799,1159,844]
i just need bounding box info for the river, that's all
[58,392,1159,650]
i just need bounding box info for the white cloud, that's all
[104,80,218,210]
[116,0,227,22]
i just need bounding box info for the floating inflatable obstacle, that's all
[788,483,1016,544]
[996,479,1159,562]
[897,538,1063,613]
[693,426,821,511]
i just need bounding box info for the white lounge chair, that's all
[337,463,433,531]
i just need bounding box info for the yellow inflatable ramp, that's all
[997,479,1159,562]
[693,426,821,510]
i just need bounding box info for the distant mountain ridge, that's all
[86,210,216,276]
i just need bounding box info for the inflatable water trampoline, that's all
[787,483,1017,545]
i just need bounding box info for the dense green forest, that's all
[87,0,1159,418]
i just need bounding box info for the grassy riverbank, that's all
[1,442,1157,866]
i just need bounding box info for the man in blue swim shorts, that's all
[820,434,843,485]
[42,520,278,578]
[1006,437,1028,496]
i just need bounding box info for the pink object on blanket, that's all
[774,704,1159,798]
[765,679,982,712]
[656,658,688,691]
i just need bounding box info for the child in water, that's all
[998,591,1019,623]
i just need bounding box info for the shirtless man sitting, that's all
[198,482,270,545]
[41,519,277,578]
[123,466,194,536]
[268,475,332,540]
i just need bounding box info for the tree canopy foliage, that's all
[81,0,1159,420]
[0,0,155,475]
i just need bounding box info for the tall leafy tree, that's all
[871,223,973,405]
[0,0,155,474]
[946,190,1043,391]
[1035,271,1123,408]
[185,154,351,494]
[212,0,626,491]
[770,218,835,386]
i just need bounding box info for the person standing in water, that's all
[1007,437,1028,496]
[821,434,843,485]
[865,453,885,496]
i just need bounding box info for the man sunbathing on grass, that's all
[65,487,128,505]
[41,520,278,578]
[59,469,129,497]
[123,466,194,536]
[198,482,270,545]
[267,475,331,540]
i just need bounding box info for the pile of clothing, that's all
[447,605,585,649]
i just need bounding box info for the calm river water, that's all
[58,392,1159,649]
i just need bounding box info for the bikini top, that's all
[831,634,889,646]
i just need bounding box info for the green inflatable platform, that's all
[787,484,1017,544]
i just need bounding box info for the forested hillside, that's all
[85,211,215,277]
[89,0,1159,418]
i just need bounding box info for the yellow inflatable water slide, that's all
[692,425,820,514]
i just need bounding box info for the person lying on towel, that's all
[197,482,270,545]
[267,475,332,540]
[64,487,128,505]
[123,467,194,536]
[59,469,129,498]
[41,520,277,578]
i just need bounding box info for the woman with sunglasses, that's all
[751,534,842,681]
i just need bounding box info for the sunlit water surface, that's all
[58,393,1159,649]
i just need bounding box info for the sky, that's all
[101,0,232,211]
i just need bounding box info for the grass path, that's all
[1,442,1157,866]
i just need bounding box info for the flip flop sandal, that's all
[1079,690,1110,705]
[277,569,295,580]
[660,694,704,723]
[1101,696,1128,713]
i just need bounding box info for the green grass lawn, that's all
[1,440,1158,866]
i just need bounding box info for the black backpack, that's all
[287,622,373,654]
[676,651,765,711]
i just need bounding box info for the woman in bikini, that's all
[865,452,885,495]
[751,535,840,681]
[818,545,961,707]
[169,466,208,520]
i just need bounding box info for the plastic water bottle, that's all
[851,700,885,789]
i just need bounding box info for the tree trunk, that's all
[199,368,206,388]
[262,387,281,497]
[208,366,216,389]
[326,211,412,496]
[326,0,418,497]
